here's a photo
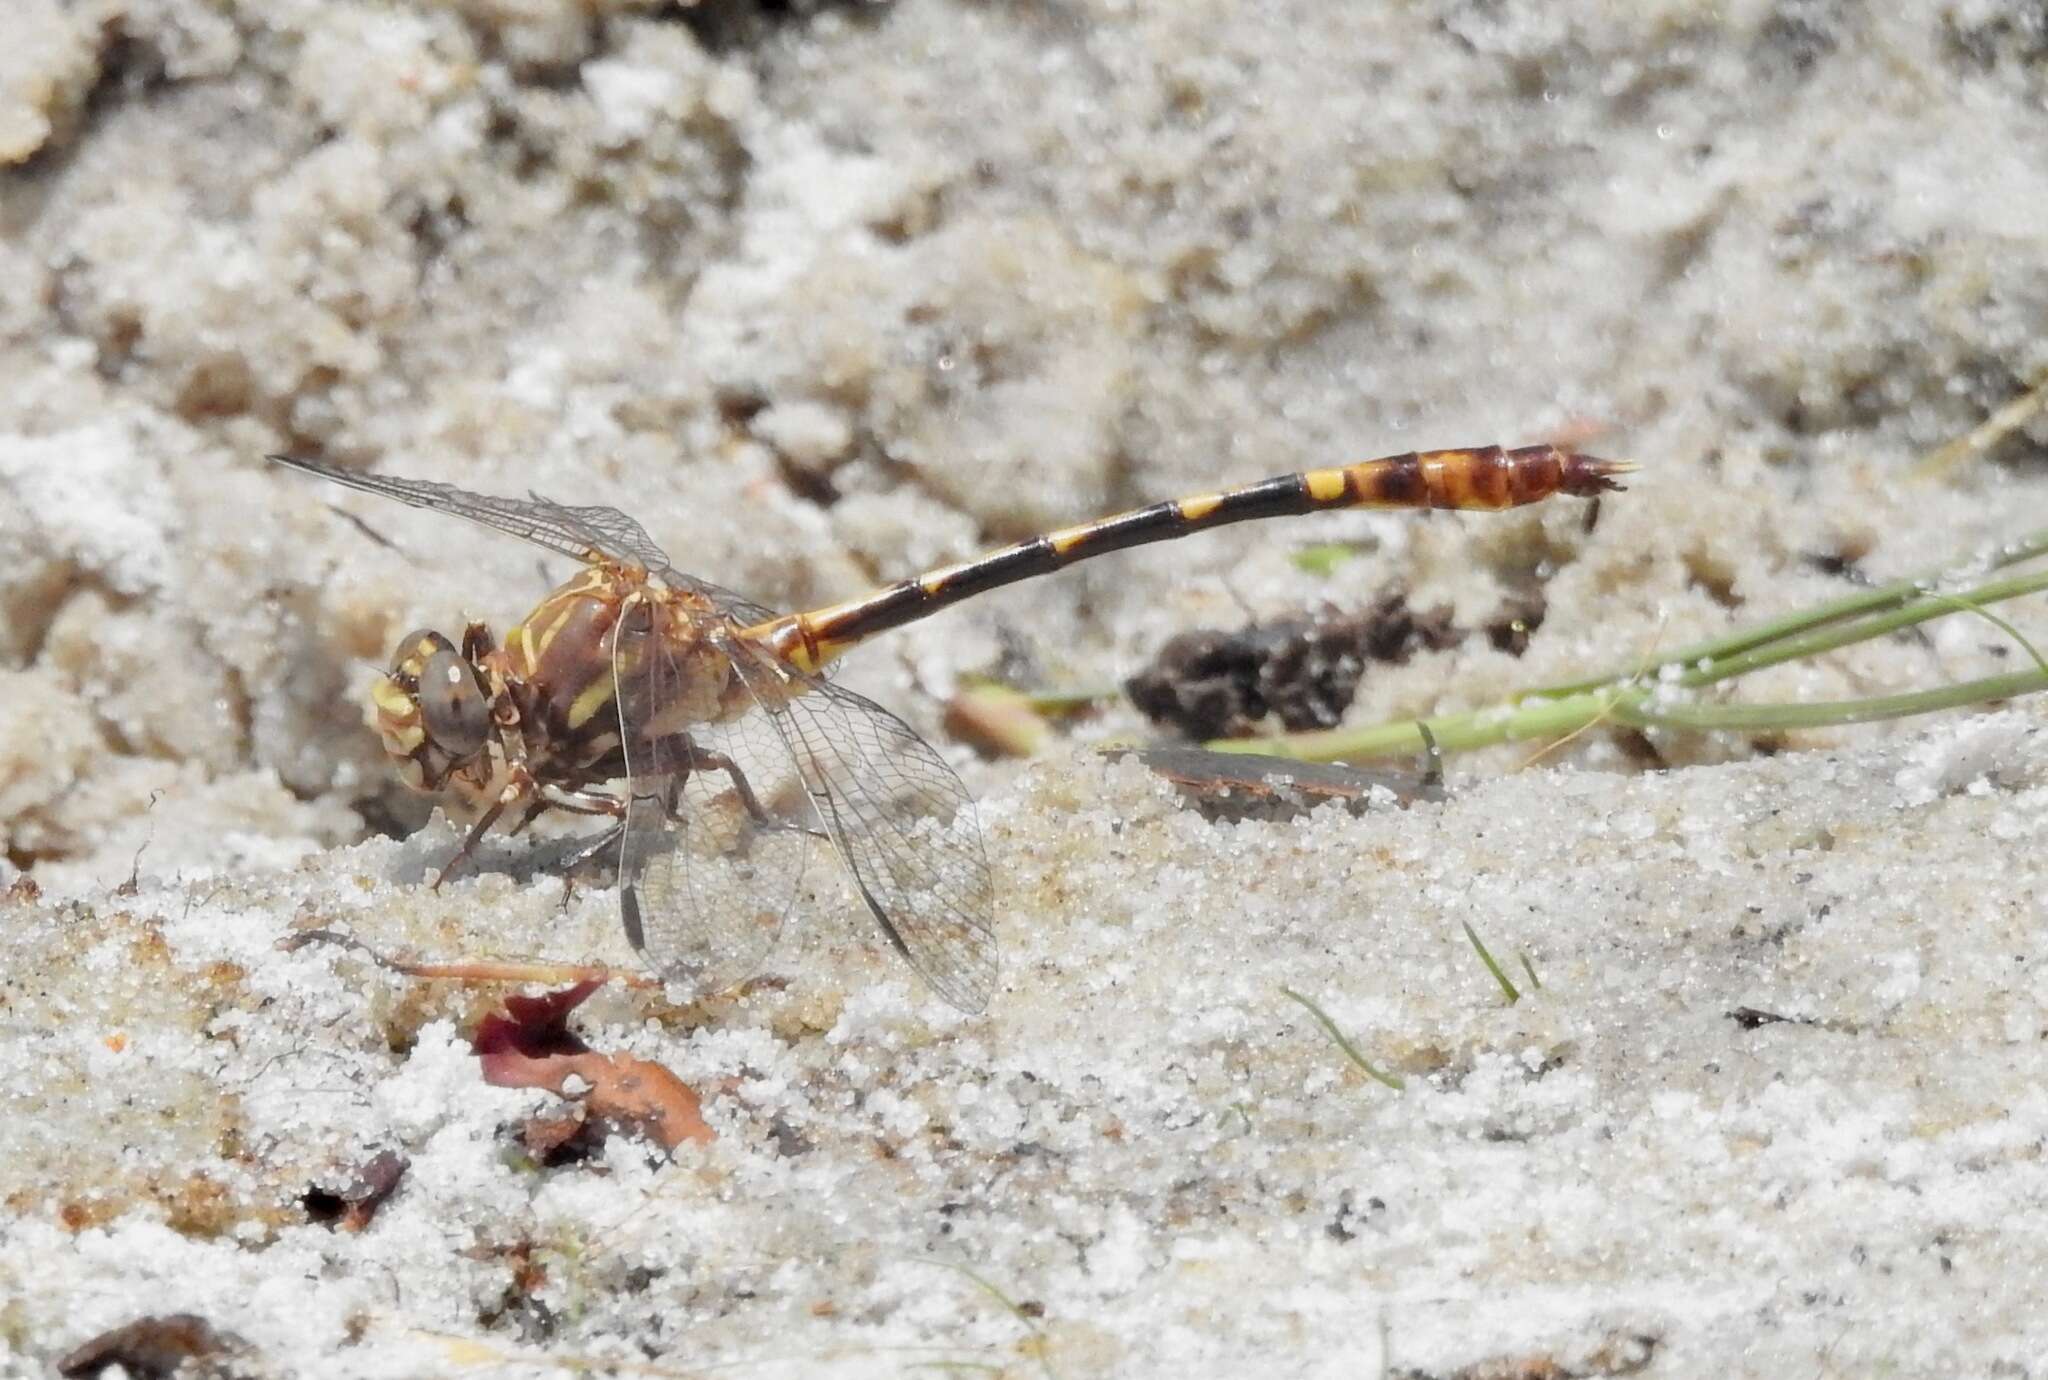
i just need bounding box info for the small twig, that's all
[117,789,164,897]
[278,928,657,988]
[1911,369,2048,481]
[328,503,403,552]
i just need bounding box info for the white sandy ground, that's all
[3,0,2048,1375]
[4,718,2048,1379]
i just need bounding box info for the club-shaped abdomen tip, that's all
[1561,452,1639,496]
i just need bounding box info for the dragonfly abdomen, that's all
[755,444,1633,669]
[1332,443,1625,510]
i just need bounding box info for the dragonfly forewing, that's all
[267,454,673,571]
[266,455,785,629]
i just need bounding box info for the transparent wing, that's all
[671,575,786,630]
[609,604,813,1002]
[724,640,997,1013]
[268,454,791,627]
[268,454,676,572]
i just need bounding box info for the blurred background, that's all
[3,0,2044,885]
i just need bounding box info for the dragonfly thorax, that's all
[499,566,741,754]
[368,565,751,821]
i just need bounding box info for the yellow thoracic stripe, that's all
[505,623,534,674]
[567,674,617,730]
[525,601,577,670]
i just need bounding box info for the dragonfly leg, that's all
[686,742,827,841]
[553,818,631,912]
[557,820,626,871]
[436,764,535,889]
[504,784,631,908]
[488,784,627,910]
[460,619,497,663]
[533,783,629,820]
[508,796,549,837]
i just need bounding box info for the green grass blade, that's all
[1619,666,2048,732]
[1672,565,2048,690]
[1529,527,2048,698]
[1279,986,1405,1090]
[915,1260,1056,1380]
[1914,592,2048,678]
[1462,922,1521,1004]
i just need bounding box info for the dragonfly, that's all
[270,444,1631,1013]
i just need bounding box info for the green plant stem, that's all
[1207,693,1601,760]
[1208,554,2048,762]
[1018,686,1122,713]
[1619,666,2048,731]
[1916,593,2048,678]
[1214,663,2048,762]
[1668,566,2048,690]
[1531,527,2048,697]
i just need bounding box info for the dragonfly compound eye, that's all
[417,647,491,759]
[370,629,489,790]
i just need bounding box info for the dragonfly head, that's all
[372,628,492,790]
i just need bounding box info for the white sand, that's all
[3,2,2046,1375]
